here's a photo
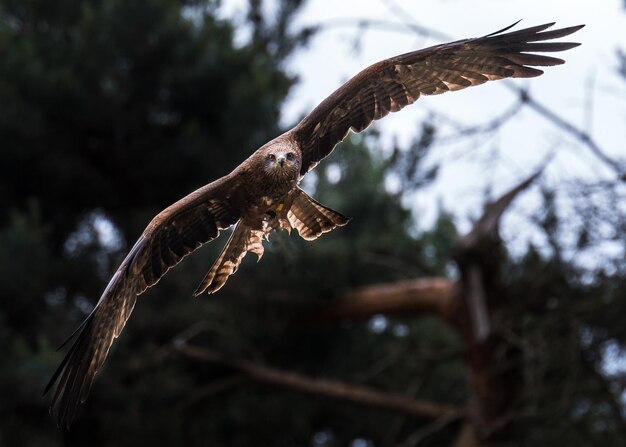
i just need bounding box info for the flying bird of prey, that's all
[45,22,583,426]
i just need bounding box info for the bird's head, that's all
[261,145,301,180]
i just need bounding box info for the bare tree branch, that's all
[448,168,547,441]
[173,343,463,421]
[454,167,545,344]
[509,84,625,179]
[379,0,450,41]
[316,17,449,41]
[432,99,524,145]
[456,167,545,255]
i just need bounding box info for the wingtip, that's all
[484,19,524,37]
[484,21,586,41]
[511,18,524,28]
[557,23,586,36]
[569,24,586,31]
[539,23,586,40]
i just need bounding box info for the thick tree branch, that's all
[307,277,455,324]
[173,343,463,421]
[449,169,546,442]
[456,168,544,255]
[454,168,544,343]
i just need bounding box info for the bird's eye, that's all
[286,152,295,160]
[268,154,276,161]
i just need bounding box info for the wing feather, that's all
[291,22,584,175]
[44,174,243,427]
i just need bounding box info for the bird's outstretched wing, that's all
[291,22,584,175]
[44,174,242,427]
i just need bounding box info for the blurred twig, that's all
[432,100,524,145]
[176,375,245,411]
[317,17,448,41]
[508,84,625,179]
[398,412,461,447]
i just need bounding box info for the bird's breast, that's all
[241,184,297,231]
[254,191,289,213]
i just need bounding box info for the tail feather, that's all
[287,188,350,241]
[194,223,264,295]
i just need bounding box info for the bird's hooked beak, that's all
[277,155,286,167]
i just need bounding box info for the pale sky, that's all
[219,0,626,261]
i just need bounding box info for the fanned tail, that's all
[287,188,350,241]
[194,223,265,295]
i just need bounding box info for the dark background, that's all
[1,1,625,446]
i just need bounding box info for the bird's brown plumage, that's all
[294,22,583,175]
[45,22,583,427]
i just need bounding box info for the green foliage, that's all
[0,0,304,244]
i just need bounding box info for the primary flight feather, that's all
[45,22,584,427]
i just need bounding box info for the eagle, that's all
[45,22,583,427]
